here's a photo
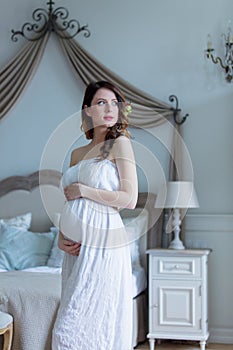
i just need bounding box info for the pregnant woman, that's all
[52,80,138,350]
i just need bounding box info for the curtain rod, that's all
[169,95,189,125]
[11,0,91,42]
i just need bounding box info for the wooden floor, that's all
[135,341,233,349]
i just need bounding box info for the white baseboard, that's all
[209,326,233,344]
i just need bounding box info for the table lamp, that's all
[155,181,199,249]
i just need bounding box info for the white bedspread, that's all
[0,271,61,350]
[0,266,147,350]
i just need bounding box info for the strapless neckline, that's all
[62,155,120,198]
[71,157,116,169]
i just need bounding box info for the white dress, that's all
[52,158,133,350]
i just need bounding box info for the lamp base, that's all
[168,208,185,250]
[169,237,185,250]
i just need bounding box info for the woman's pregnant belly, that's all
[59,199,127,248]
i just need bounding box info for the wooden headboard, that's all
[0,170,163,247]
[0,170,62,232]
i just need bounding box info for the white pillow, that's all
[47,227,65,268]
[121,209,148,269]
[129,238,141,269]
[0,212,32,230]
[122,219,141,268]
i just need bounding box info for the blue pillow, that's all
[0,222,56,270]
[47,227,64,268]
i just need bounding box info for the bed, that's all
[0,169,163,350]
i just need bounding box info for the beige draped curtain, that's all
[0,31,183,177]
[0,31,182,174]
[58,36,175,128]
[0,33,49,119]
[0,32,177,127]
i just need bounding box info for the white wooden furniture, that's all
[0,311,13,350]
[146,249,211,350]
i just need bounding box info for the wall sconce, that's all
[205,21,233,82]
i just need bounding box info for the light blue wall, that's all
[1,0,233,212]
[1,0,233,342]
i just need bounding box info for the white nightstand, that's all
[146,249,211,350]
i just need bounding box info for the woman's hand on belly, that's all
[58,231,82,256]
[64,183,82,201]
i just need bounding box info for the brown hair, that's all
[81,81,130,158]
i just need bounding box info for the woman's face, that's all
[86,88,119,128]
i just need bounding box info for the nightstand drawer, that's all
[150,255,201,278]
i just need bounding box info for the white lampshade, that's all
[155,181,199,209]
[155,181,199,250]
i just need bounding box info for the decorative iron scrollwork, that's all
[205,29,233,83]
[11,0,91,42]
[169,95,189,125]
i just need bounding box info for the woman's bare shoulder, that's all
[112,135,134,159]
[114,135,131,146]
[70,145,89,166]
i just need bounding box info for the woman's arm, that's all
[64,136,138,209]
